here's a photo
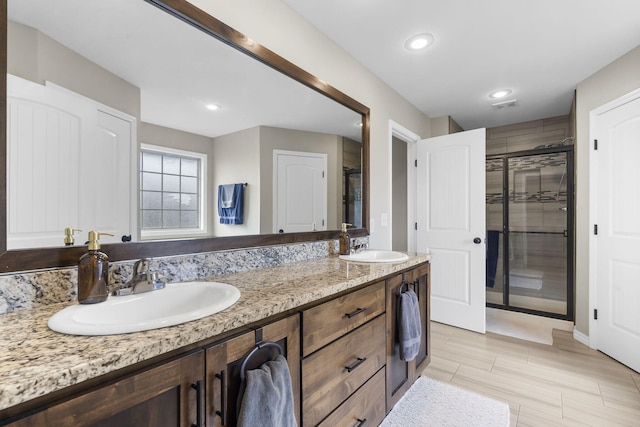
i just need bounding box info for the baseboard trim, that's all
[573,328,590,347]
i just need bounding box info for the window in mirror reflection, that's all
[139,144,208,240]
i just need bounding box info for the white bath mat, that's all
[379,376,510,427]
[509,268,543,290]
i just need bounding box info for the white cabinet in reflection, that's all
[7,75,135,249]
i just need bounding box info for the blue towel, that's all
[237,355,297,427]
[486,230,500,288]
[398,289,422,362]
[218,183,244,224]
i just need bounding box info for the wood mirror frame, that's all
[0,0,370,273]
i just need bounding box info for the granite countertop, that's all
[0,253,430,412]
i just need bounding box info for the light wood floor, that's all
[422,322,640,426]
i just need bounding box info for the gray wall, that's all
[140,123,217,237]
[391,136,408,251]
[211,127,261,236]
[259,126,342,233]
[8,20,140,119]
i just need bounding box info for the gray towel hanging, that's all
[398,284,422,362]
[236,348,297,427]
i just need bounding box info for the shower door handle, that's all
[473,237,482,244]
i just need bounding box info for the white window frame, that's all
[139,143,208,240]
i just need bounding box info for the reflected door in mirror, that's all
[7,75,134,249]
[274,150,327,233]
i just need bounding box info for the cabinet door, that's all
[406,263,431,374]
[385,262,432,410]
[7,351,205,427]
[206,315,301,427]
[385,273,411,410]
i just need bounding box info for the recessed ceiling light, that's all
[205,103,220,111]
[489,89,512,99]
[404,33,435,51]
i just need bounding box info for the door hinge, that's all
[322,219,325,226]
[414,222,418,231]
[322,171,325,178]
[594,309,598,320]
[594,224,598,235]
[415,159,418,167]
[594,139,598,150]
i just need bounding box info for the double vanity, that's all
[1,0,430,424]
[0,252,431,426]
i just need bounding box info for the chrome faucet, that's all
[114,259,166,296]
[351,241,369,254]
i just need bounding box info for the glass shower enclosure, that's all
[486,146,574,320]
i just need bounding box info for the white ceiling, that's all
[283,0,640,130]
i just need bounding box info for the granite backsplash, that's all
[0,237,368,314]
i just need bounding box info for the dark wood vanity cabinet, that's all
[385,262,431,410]
[5,350,205,427]
[2,261,430,427]
[3,315,301,427]
[205,315,301,427]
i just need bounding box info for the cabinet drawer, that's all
[302,280,385,356]
[302,314,386,426]
[317,368,386,427]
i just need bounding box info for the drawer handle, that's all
[356,418,367,427]
[215,370,227,425]
[345,307,366,318]
[345,357,367,373]
[191,380,202,427]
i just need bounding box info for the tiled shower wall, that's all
[486,153,569,233]
[486,114,572,233]
[486,115,573,155]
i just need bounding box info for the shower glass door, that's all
[486,148,574,320]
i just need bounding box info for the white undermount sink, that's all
[48,281,241,336]
[339,250,410,263]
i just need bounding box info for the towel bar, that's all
[398,281,412,294]
[239,341,284,381]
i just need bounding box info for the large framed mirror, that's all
[0,0,369,272]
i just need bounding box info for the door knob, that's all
[473,237,482,244]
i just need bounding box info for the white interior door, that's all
[78,110,135,245]
[273,150,327,233]
[591,90,640,372]
[416,128,486,333]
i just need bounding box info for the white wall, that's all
[575,45,640,336]
[187,0,431,250]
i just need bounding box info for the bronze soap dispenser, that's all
[78,231,113,304]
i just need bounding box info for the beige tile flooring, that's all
[422,322,640,426]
